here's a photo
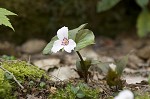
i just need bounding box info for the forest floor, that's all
[0,34,150,98]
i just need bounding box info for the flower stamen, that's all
[62,37,69,46]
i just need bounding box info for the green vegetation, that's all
[135,93,150,99]
[97,0,150,37]
[0,8,16,31]
[0,60,48,98]
[49,83,100,99]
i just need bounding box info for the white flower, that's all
[114,90,134,99]
[51,26,76,53]
[109,63,116,71]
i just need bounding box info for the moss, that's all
[135,93,150,99]
[2,60,47,81]
[0,69,15,99]
[0,60,48,98]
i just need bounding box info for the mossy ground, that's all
[0,59,149,99]
[0,60,48,99]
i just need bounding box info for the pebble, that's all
[21,39,47,54]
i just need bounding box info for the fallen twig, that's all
[0,63,24,89]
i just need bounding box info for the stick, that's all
[0,65,24,89]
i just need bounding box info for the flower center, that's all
[62,38,69,46]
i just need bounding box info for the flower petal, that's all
[64,39,76,53]
[57,26,68,40]
[51,40,64,53]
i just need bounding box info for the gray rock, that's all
[137,46,150,59]
[33,58,60,71]
[0,41,16,55]
[50,66,79,81]
[21,39,47,54]
[124,75,147,84]
[128,54,144,69]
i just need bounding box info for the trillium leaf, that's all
[115,55,128,75]
[75,29,95,51]
[137,9,150,37]
[0,8,17,31]
[42,36,58,54]
[68,23,88,41]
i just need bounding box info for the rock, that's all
[50,66,79,81]
[98,56,114,62]
[137,46,150,59]
[124,75,148,84]
[128,54,144,69]
[0,41,16,55]
[80,47,99,59]
[21,39,47,54]
[33,58,60,71]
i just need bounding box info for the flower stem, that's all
[76,51,85,67]
[76,51,88,82]
[0,64,24,89]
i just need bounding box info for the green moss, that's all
[135,93,150,99]
[0,60,48,98]
[2,60,47,81]
[0,69,15,99]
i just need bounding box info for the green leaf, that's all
[43,23,88,54]
[71,86,79,94]
[91,60,101,65]
[40,82,46,88]
[137,9,150,37]
[42,36,58,54]
[4,72,13,80]
[115,55,128,75]
[97,0,121,12]
[96,62,110,74]
[0,8,16,16]
[76,60,83,71]
[75,29,95,51]
[135,0,149,8]
[69,23,88,41]
[0,8,17,31]
[76,59,92,72]
[76,90,85,98]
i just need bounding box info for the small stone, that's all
[128,54,144,69]
[50,66,79,81]
[137,46,150,59]
[0,41,16,55]
[80,47,99,59]
[33,58,60,71]
[21,39,47,54]
[124,75,148,84]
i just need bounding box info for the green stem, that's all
[76,51,88,82]
[76,51,85,67]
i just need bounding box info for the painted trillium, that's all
[51,26,76,53]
